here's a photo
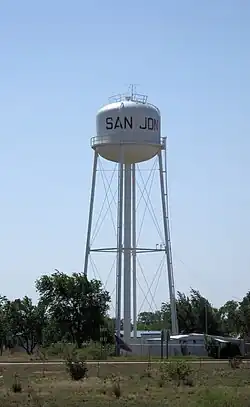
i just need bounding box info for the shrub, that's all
[220,343,241,359]
[46,342,77,358]
[112,380,121,398]
[65,357,88,381]
[205,336,219,359]
[229,357,242,369]
[140,366,152,378]
[160,360,193,386]
[37,348,48,361]
[46,341,115,360]
[12,374,22,393]
[64,347,88,381]
[78,342,115,360]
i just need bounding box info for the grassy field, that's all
[0,359,249,406]
[0,349,209,362]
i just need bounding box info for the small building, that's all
[119,331,244,358]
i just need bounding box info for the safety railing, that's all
[90,136,166,148]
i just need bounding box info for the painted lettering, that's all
[124,116,133,129]
[139,117,159,131]
[106,116,159,131]
[105,116,133,130]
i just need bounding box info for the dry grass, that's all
[0,360,249,406]
[0,349,208,362]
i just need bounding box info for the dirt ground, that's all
[0,359,249,406]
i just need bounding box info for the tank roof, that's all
[109,92,148,105]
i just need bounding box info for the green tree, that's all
[36,271,110,348]
[161,289,221,335]
[0,296,11,355]
[41,316,64,346]
[137,310,166,331]
[238,292,250,338]
[7,297,46,354]
[189,289,221,335]
[219,300,241,336]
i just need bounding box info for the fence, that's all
[128,341,207,358]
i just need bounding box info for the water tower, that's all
[83,88,179,346]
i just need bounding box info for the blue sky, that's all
[0,0,249,311]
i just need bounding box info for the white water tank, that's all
[92,97,162,164]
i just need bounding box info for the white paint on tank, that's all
[92,100,162,164]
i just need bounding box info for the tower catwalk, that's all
[83,90,179,348]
